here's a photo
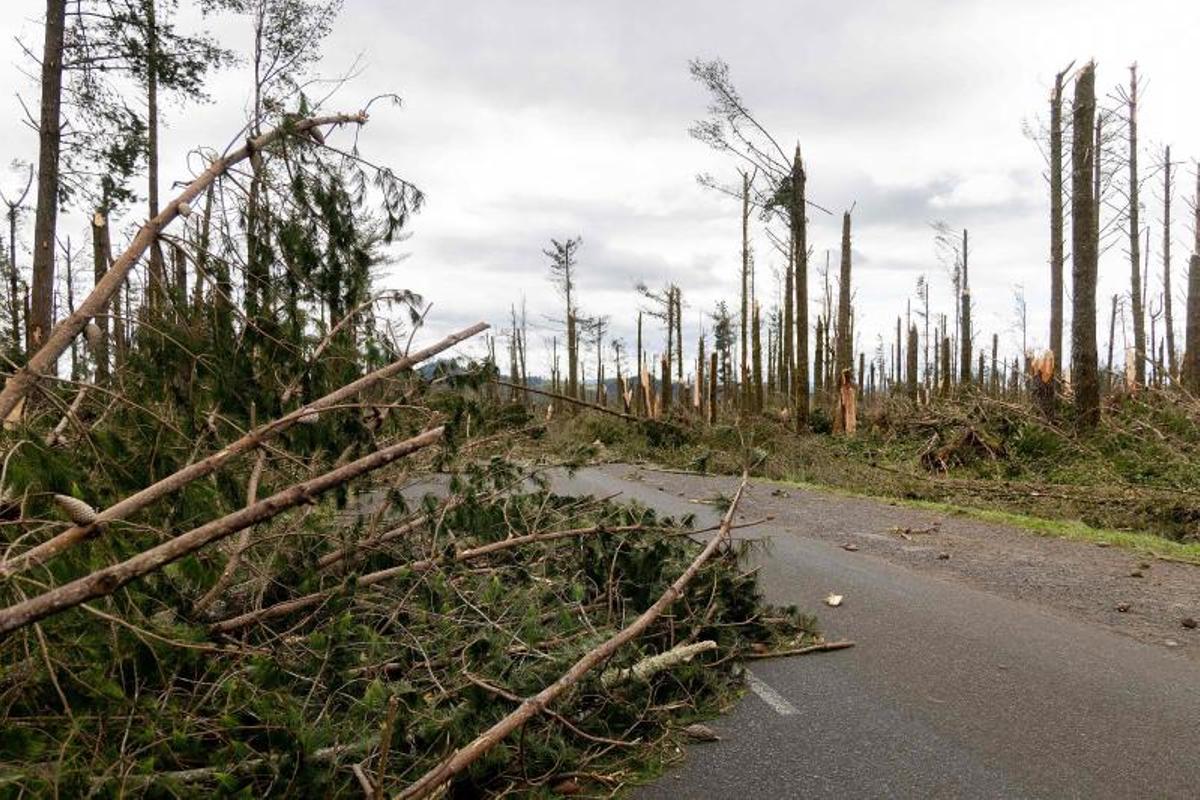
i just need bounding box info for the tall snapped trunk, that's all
[1071,63,1100,428]
[29,0,67,357]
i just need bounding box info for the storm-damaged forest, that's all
[0,1,1198,798]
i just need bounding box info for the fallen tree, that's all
[0,426,444,636]
[0,111,373,424]
[0,321,486,577]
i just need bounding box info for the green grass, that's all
[765,472,1200,565]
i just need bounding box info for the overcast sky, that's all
[2,0,1198,377]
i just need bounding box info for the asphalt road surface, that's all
[547,465,1200,800]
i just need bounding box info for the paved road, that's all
[548,466,1200,800]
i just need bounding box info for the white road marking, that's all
[746,670,799,715]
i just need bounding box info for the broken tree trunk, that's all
[1071,63,1101,429]
[0,427,445,637]
[0,322,485,577]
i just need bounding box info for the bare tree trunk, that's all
[29,0,67,357]
[1126,64,1146,386]
[813,316,824,405]
[783,235,794,396]
[959,229,971,383]
[1072,63,1101,428]
[940,334,951,397]
[145,0,166,313]
[1050,63,1072,374]
[61,238,78,380]
[906,325,918,401]
[740,171,750,411]
[1106,293,1118,387]
[752,300,763,412]
[792,145,809,429]
[708,351,718,423]
[1162,146,1177,378]
[660,353,671,415]
[991,333,999,395]
[90,212,110,381]
[1184,168,1200,392]
[836,212,853,385]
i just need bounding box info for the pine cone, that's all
[54,494,99,526]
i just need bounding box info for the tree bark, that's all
[145,0,166,313]
[792,145,809,429]
[1162,146,1177,377]
[1127,65,1146,386]
[740,171,750,411]
[1071,63,1101,428]
[29,0,67,357]
[836,211,853,379]
[90,211,111,381]
[1050,63,1071,374]
[1184,168,1200,391]
[959,229,971,383]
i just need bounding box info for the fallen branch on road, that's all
[744,640,856,659]
[395,473,749,800]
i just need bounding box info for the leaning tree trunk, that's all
[29,0,67,358]
[1071,63,1101,428]
[0,112,369,422]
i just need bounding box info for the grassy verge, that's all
[760,471,1200,564]
[529,389,1200,556]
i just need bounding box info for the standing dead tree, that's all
[545,237,584,402]
[1185,165,1200,391]
[0,166,33,354]
[1049,61,1074,374]
[1114,64,1147,386]
[1161,146,1177,378]
[1072,62,1101,428]
[689,58,828,428]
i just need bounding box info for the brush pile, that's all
[0,347,814,798]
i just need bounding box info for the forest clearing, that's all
[0,1,1198,797]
